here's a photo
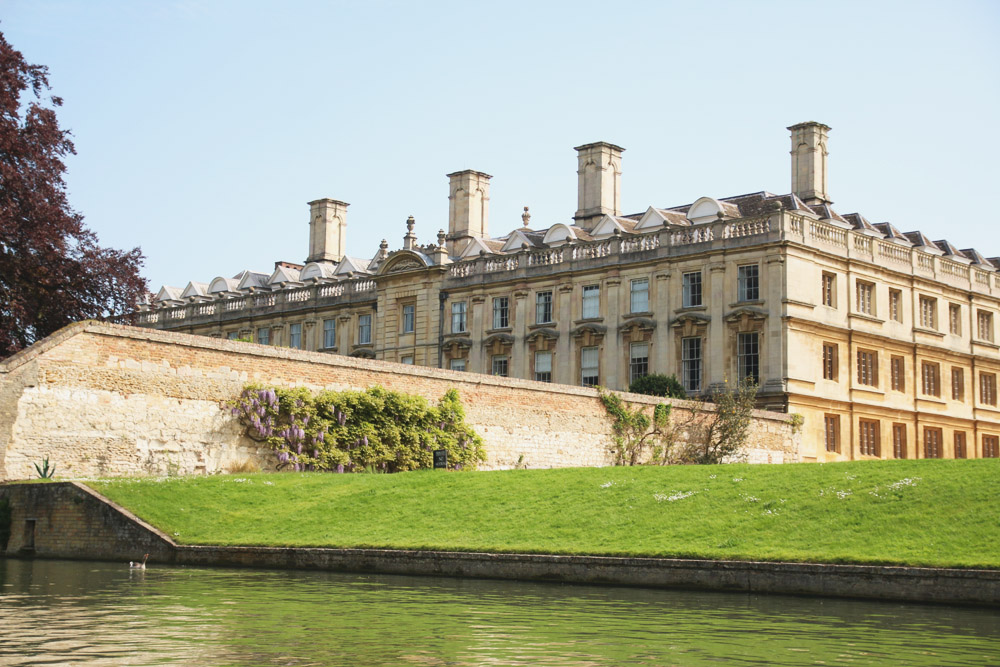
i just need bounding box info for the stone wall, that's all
[0,322,799,481]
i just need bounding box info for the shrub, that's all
[227,458,260,474]
[229,385,485,473]
[628,373,687,399]
[677,377,758,464]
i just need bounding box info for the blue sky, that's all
[4,1,999,291]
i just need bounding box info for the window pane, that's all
[738,265,759,302]
[629,342,649,384]
[257,327,270,345]
[451,302,466,333]
[683,272,702,308]
[737,332,759,383]
[493,297,510,329]
[491,354,508,377]
[630,279,649,313]
[582,285,600,319]
[359,314,372,345]
[535,351,552,382]
[402,304,415,333]
[449,358,466,372]
[289,323,302,349]
[323,319,336,348]
[581,346,600,387]
[535,291,553,324]
[682,337,701,392]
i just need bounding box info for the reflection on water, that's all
[0,558,998,666]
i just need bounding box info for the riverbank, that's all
[88,460,1000,568]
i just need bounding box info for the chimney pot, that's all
[788,122,831,205]
[573,142,624,231]
[307,199,349,263]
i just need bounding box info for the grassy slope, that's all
[89,460,1000,568]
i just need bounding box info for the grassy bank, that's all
[89,460,1000,569]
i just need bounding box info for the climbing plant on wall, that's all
[229,385,485,473]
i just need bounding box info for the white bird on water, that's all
[129,553,149,569]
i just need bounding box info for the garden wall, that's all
[0,322,799,480]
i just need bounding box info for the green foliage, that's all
[789,413,804,434]
[0,497,10,551]
[33,456,56,479]
[90,460,1000,568]
[680,378,758,464]
[628,373,687,399]
[599,388,674,465]
[229,384,485,473]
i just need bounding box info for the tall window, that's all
[323,319,336,349]
[491,354,508,377]
[822,343,838,381]
[582,285,600,319]
[978,310,994,342]
[449,358,466,372]
[954,432,967,459]
[892,424,907,459]
[984,435,999,458]
[451,302,467,333]
[856,281,874,316]
[535,291,553,324]
[227,332,239,341]
[858,419,881,457]
[737,332,759,384]
[629,342,649,384]
[737,265,759,302]
[889,289,902,323]
[824,414,840,453]
[821,272,835,308]
[857,349,878,387]
[257,327,270,345]
[581,347,600,387]
[923,427,942,459]
[402,304,415,334]
[534,351,552,383]
[289,323,302,349]
[682,337,702,392]
[630,278,649,313]
[358,314,372,345]
[683,272,703,308]
[890,356,905,392]
[492,297,510,329]
[949,303,961,334]
[919,296,937,329]
[921,361,940,397]
[980,372,997,406]
[952,367,965,401]
[400,355,414,365]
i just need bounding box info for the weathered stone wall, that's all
[0,322,799,481]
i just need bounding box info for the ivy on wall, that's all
[229,385,486,473]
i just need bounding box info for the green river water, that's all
[0,558,997,666]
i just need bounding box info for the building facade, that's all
[133,122,1000,462]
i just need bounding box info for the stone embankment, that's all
[2,481,996,607]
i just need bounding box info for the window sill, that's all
[852,385,884,396]
[972,339,1000,349]
[486,327,512,335]
[624,311,653,319]
[782,299,815,309]
[913,326,945,338]
[574,317,605,325]
[529,322,556,330]
[849,312,883,324]
[731,299,764,308]
[674,305,707,314]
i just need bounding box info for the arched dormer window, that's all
[686,197,726,224]
[542,223,578,247]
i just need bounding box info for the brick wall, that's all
[0,322,800,481]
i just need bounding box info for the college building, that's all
[132,122,1000,462]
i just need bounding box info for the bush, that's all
[229,384,485,473]
[628,373,687,399]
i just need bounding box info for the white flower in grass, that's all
[600,481,616,488]
[654,490,697,502]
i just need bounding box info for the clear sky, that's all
[4,0,999,292]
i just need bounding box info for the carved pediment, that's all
[482,333,515,347]
[350,348,376,359]
[526,328,560,342]
[442,337,473,351]
[571,323,607,338]
[724,306,768,326]
[670,312,711,328]
[618,317,656,333]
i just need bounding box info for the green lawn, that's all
[88,460,1000,568]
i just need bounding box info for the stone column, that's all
[655,271,671,375]
[469,296,485,373]
[555,283,574,385]
[512,287,529,379]
[707,262,727,389]
[605,276,622,388]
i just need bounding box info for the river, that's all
[0,558,997,666]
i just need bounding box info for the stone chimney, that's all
[573,142,624,231]
[788,122,831,205]
[446,170,492,256]
[307,199,348,263]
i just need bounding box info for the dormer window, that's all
[686,197,726,224]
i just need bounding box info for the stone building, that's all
[133,122,1000,462]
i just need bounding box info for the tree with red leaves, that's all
[0,31,147,357]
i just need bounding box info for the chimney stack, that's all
[573,142,624,231]
[307,198,348,263]
[788,122,831,205]
[446,170,491,256]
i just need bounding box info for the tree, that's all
[0,31,147,357]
